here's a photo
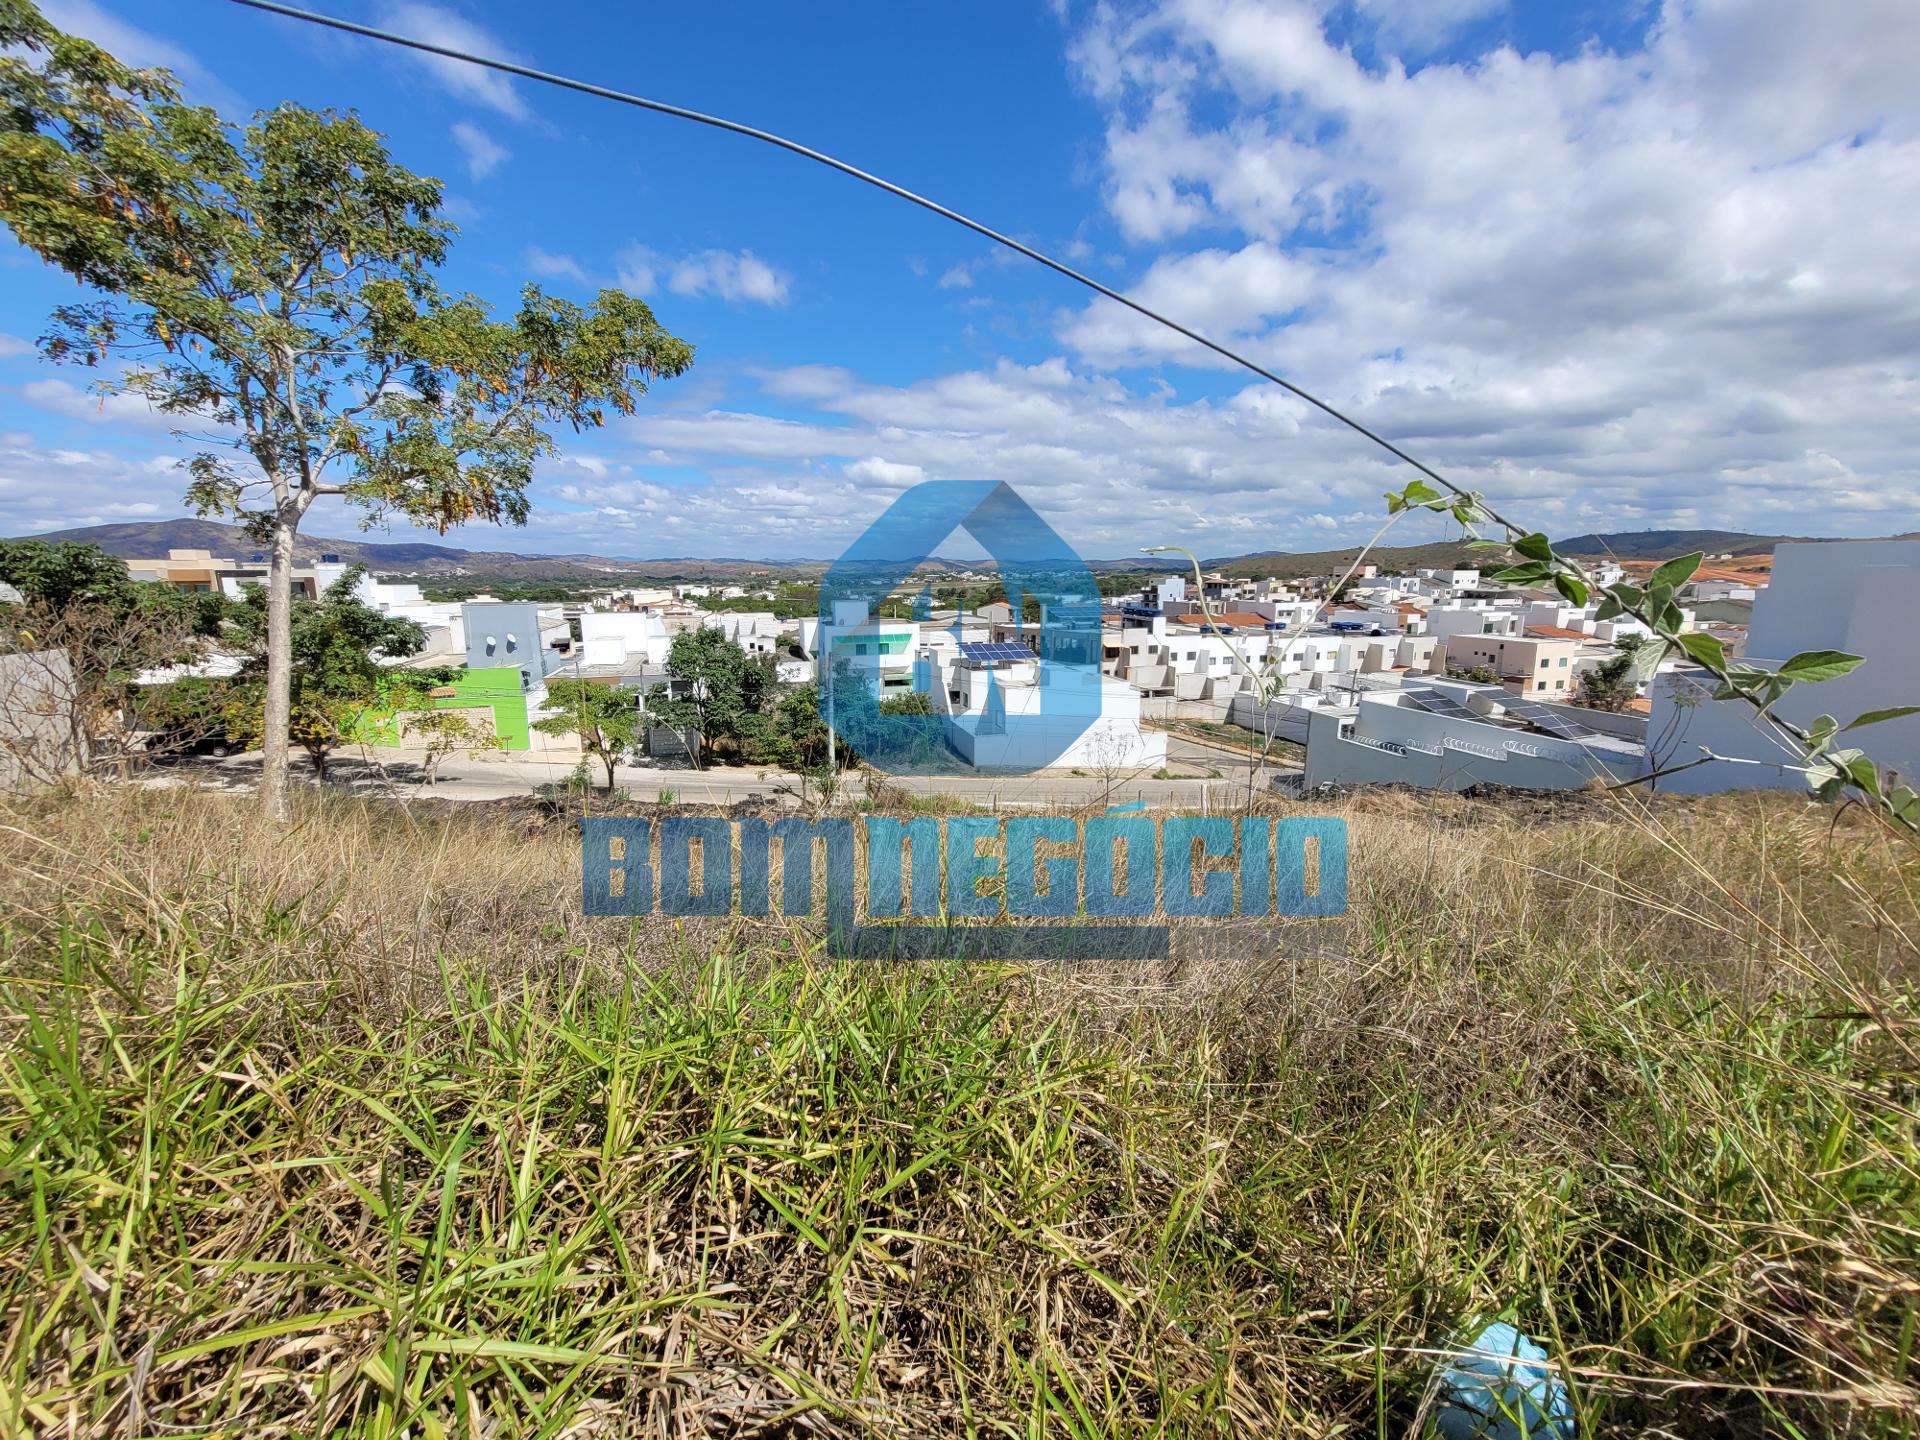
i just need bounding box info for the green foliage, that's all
[771,681,833,771]
[400,706,501,785]
[1574,650,1639,713]
[695,585,813,619]
[0,538,233,637]
[1448,664,1501,686]
[533,679,642,789]
[0,16,695,535]
[0,1,693,814]
[0,538,138,611]
[223,567,426,776]
[645,627,776,765]
[130,676,240,756]
[1776,649,1867,685]
[1386,488,1916,833]
[230,567,426,699]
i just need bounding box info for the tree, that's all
[225,567,426,781]
[0,539,141,611]
[0,540,227,780]
[534,679,642,790]
[399,705,501,786]
[1574,650,1640,713]
[769,681,833,770]
[0,538,233,639]
[1448,663,1502,686]
[0,2,694,820]
[130,675,239,760]
[646,627,774,765]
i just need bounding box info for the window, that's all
[1539,659,1550,669]
[1536,681,1547,691]
[1559,657,1569,666]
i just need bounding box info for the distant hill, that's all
[1206,528,1920,578]
[1552,528,1918,559]
[1197,539,1490,582]
[17,518,1912,584]
[9,520,826,581]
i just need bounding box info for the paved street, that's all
[151,734,1296,812]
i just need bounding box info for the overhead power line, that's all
[223,0,1509,530]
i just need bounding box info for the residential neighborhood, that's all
[14,530,1891,805]
[1,0,1916,1436]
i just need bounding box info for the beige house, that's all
[125,548,348,600]
[1439,634,1584,697]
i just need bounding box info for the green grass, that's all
[0,787,1916,1436]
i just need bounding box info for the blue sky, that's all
[3,0,1918,560]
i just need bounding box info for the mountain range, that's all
[8,518,1911,582]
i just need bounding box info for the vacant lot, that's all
[0,785,1915,1437]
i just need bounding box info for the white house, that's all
[700,611,785,659]
[931,647,1167,771]
[579,610,670,669]
[353,574,467,655]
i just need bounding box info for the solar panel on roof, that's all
[1405,688,1481,721]
[1502,696,1599,739]
[959,641,1035,663]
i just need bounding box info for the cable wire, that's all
[221,0,1516,529]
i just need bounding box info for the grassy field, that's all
[0,785,1916,1437]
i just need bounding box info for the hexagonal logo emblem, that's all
[818,482,1104,772]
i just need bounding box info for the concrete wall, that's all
[0,648,80,790]
[1301,703,1642,792]
[464,602,548,681]
[1226,693,1318,744]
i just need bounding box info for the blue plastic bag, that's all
[1433,1321,1575,1439]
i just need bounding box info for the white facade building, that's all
[1648,541,1920,792]
[579,610,670,669]
[353,574,466,655]
[933,651,1167,771]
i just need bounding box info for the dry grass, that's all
[0,783,1916,1437]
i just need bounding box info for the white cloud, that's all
[0,335,33,359]
[937,264,975,290]
[617,247,791,306]
[524,246,588,284]
[1051,0,1920,539]
[19,379,181,430]
[10,1,1920,558]
[843,457,927,489]
[36,0,239,107]
[449,120,509,179]
[1351,0,1509,52]
[377,3,527,119]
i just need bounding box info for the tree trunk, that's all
[601,749,617,790]
[261,516,297,822]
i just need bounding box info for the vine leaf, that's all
[1845,705,1920,731]
[1677,631,1726,670]
[1778,650,1866,684]
[1648,552,1703,589]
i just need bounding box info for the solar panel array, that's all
[958,641,1036,663]
[1405,688,1480,721]
[1502,696,1600,740]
